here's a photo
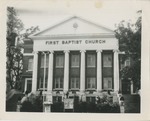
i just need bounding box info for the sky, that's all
[14,0,142,32]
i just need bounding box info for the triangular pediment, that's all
[32,16,114,37]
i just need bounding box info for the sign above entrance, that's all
[45,40,106,45]
[34,38,118,51]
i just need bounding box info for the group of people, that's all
[16,90,43,112]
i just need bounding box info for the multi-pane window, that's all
[87,54,96,67]
[56,55,64,68]
[86,52,97,90]
[103,77,112,89]
[55,77,63,89]
[71,54,80,67]
[39,78,48,91]
[53,52,64,90]
[28,58,33,71]
[38,53,49,91]
[53,96,62,103]
[70,77,79,89]
[87,77,96,89]
[125,58,130,67]
[25,79,32,93]
[70,52,80,90]
[40,54,49,68]
[102,52,113,90]
[86,97,96,103]
[103,54,112,67]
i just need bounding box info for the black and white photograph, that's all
[1,0,150,120]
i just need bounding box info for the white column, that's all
[64,50,69,92]
[32,51,38,92]
[43,52,47,91]
[96,50,102,92]
[130,80,134,94]
[80,50,86,92]
[114,50,119,92]
[48,51,54,92]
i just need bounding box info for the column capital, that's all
[50,51,54,54]
[80,50,86,53]
[43,51,47,54]
[64,50,70,53]
[96,50,102,53]
[46,51,50,54]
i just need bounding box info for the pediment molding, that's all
[30,16,115,38]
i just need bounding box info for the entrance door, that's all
[25,78,32,93]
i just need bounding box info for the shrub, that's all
[51,102,64,112]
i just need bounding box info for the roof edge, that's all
[29,15,115,38]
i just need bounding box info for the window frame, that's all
[54,77,64,90]
[70,77,80,89]
[102,51,114,90]
[85,51,97,90]
[40,54,49,68]
[27,58,33,71]
[86,53,96,68]
[69,51,80,91]
[24,78,32,93]
[38,77,48,91]
[55,54,64,68]
[86,77,96,89]
[70,54,80,68]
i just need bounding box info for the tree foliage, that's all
[6,7,39,91]
[115,10,141,89]
[7,7,24,90]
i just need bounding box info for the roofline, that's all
[29,15,115,38]
[29,15,75,37]
[30,33,115,40]
[76,15,114,33]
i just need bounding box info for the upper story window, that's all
[102,52,113,90]
[40,55,49,68]
[71,54,80,67]
[103,53,112,67]
[87,54,96,67]
[28,58,33,71]
[56,54,64,68]
[125,58,130,67]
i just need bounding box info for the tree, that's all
[115,10,141,89]
[7,7,24,90]
[6,7,39,91]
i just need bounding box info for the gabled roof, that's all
[30,15,115,38]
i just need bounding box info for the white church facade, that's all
[22,16,120,101]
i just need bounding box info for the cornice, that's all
[30,33,115,40]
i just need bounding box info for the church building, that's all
[21,16,121,102]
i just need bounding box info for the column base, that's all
[63,90,69,94]
[31,90,37,95]
[47,90,53,94]
[80,90,85,93]
[97,90,102,93]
